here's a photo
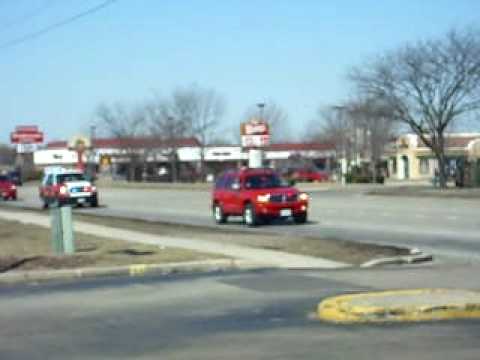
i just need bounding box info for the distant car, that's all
[39,167,98,208]
[212,168,309,226]
[0,175,17,200]
[291,168,330,182]
[7,170,22,186]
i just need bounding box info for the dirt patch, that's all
[0,218,224,273]
[74,213,410,265]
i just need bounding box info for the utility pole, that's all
[89,125,96,179]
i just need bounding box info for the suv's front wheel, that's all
[213,203,227,224]
[293,211,307,224]
[243,203,258,227]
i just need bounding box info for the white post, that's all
[341,157,348,185]
[248,149,263,168]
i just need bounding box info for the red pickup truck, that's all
[39,168,98,208]
[212,168,308,226]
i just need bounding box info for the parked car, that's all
[290,168,330,182]
[7,170,22,186]
[212,168,309,226]
[0,175,17,200]
[39,167,98,208]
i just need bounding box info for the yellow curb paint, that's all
[317,289,480,323]
[129,264,148,276]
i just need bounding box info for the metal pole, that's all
[60,206,75,254]
[50,207,64,254]
[50,206,75,255]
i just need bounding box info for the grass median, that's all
[74,213,410,265]
[0,218,224,273]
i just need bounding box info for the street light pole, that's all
[257,102,265,121]
[332,105,348,185]
[89,125,96,179]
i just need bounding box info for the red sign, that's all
[240,120,269,136]
[11,125,44,144]
[15,125,39,133]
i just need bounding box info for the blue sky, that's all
[1,0,479,144]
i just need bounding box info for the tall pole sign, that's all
[240,117,270,168]
[10,125,44,152]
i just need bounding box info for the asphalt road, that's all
[10,184,480,262]
[2,267,480,360]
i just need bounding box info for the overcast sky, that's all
[1,0,479,144]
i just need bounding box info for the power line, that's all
[0,0,58,33]
[0,0,118,51]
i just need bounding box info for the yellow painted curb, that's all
[129,264,148,276]
[317,289,480,323]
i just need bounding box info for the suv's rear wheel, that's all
[213,203,227,224]
[243,203,258,227]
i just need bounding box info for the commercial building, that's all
[34,137,336,181]
[388,133,480,182]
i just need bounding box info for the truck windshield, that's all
[57,173,86,183]
[244,174,285,189]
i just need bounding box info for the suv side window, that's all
[225,175,240,190]
[46,175,54,186]
[223,175,234,189]
[215,174,227,189]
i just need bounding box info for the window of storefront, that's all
[419,158,430,174]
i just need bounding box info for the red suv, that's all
[0,175,17,201]
[212,168,308,226]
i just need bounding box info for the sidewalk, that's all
[0,209,347,269]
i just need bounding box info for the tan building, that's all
[388,133,480,181]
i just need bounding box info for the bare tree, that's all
[145,86,225,182]
[243,101,291,142]
[346,98,397,180]
[350,28,480,188]
[95,102,146,181]
[0,144,15,165]
[176,85,225,180]
[307,105,355,163]
[142,98,189,183]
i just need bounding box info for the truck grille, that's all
[270,194,297,203]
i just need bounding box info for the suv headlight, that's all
[298,193,309,201]
[59,185,68,195]
[257,194,270,203]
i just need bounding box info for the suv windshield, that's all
[0,176,9,182]
[56,173,86,183]
[244,174,285,189]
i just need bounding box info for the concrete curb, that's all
[0,259,263,285]
[317,289,480,323]
[360,253,434,268]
